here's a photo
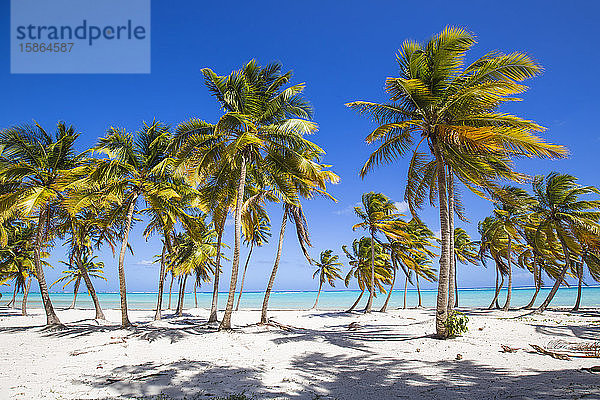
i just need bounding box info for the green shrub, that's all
[445,311,469,338]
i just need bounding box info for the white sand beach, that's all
[1,307,599,399]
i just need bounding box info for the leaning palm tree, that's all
[347,27,567,336]
[310,250,343,309]
[173,60,321,330]
[75,120,184,327]
[452,228,479,307]
[0,122,88,328]
[50,253,106,309]
[532,173,600,313]
[352,192,404,312]
[236,211,271,311]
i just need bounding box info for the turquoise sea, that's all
[2,286,600,310]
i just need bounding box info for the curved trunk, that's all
[416,275,422,307]
[116,193,138,328]
[76,249,105,319]
[154,243,167,321]
[209,214,227,323]
[260,211,287,324]
[34,206,62,327]
[380,267,397,312]
[364,233,376,313]
[220,157,247,330]
[524,255,540,309]
[312,280,323,310]
[502,238,512,311]
[536,235,572,314]
[433,142,450,338]
[572,255,584,312]
[454,255,459,308]
[21,277,32,316]
[403,276,408,309]
[194,282,198,308]
[8,284,17,308]
[447,168,455,312]
[175,275,188,317]
[69,277,81,309]
[168,273,174,309]
[235,243,254,311]
[347,289,365,312]
[489,263,502,309]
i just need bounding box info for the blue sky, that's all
[1,1,599,293]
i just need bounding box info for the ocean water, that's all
[2,286,599,310]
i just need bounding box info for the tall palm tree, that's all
[236,211,271,311]
[352,192,404,312]
[310,249,343,309]
[347,27,566,336]
[0,122,88,328]
[78,120,184,327]
[532,173,600,313]
[50,253,106,309]
[452,228,479,307]
[173,60,320,330]
[342,237,393,312]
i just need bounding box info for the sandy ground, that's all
[0,306,599,400]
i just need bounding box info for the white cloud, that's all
[136,259,155,266]
[394,201,409,213]
[333,202,361,216]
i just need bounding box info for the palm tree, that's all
[0,122,88,328]
[236,212,271,311]
[50,253,106,309]
[452,228,479,307]
[173,60,320,330]
[310,250,342,309]
[532,173,600,313]
[347,27,567,336]
[352,192,404,312]
[343,237,393,312]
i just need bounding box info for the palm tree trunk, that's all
[447,168,455,312]
[154,243,167,321]
[21,277,32,316]
[380,267,397,312]
[347,289,365,312]
[69,277,81,309]
[524,256,540,309]
[261,211,287,324]
[75,249,105,319]
[364,233,376,313]
[194,282,198,308]
[209,213,226,323]
[312,280,323,310]
[416,275,422,307]
[8,284,17,308]
[168,272,173,309]
[433,142,451,338]
[536,236,572,314]
[34,206,62,327]
[403,276,408,309]
[489,265,499,309]
[220,156,248,330]
[176,275,188,317]
[235,243,254,311]
[572,255,584,312]
[116,193,138,328]
[454,255,459,308]
[502,238,512,311]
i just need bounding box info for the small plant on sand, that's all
[445,311,469,338]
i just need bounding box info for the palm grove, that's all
[1,27,599,338]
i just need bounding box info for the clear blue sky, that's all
[1,1,599,293]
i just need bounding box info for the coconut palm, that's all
[352,192,404,312]
[532,173,600,313]
[342,237,393,312]
[236,211,271,311]
[310,250,342,309]
[50,253,106,309]
[347,27,567,336]
[173,60,321,330]
[0,122,89,327]
[452,228,479,307]
[74,120,186,327]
